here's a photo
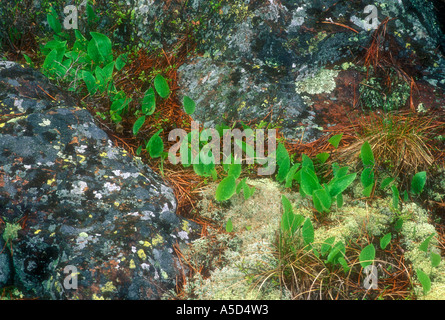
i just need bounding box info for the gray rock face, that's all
[174,0,445,142]
[1,0,443,141]
[0,61,196,299]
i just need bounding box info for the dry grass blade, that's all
[334,111,442,182]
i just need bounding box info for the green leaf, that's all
[300,168,322,196]
[133,116,146,136]
[141,88,156,115]
[94,66,108,92]
[411,171,427,195]
[316,152,330,163]
[380,177,394,190]
[88,32,113,65]
[103,61,115,82]
[359,244,376,268]
[226,218,233,233]
[419,234,435,253]
[380,233,392,250]
[281,195,304,234]
[328,172,357,197]
[416,269,431,295]
[82,70,98,95]
[302,218,314,246]
[42,40,66,52]
[326,241,346,264]
[275,143,286,163]
[333,165,349,179]
[336,193,344,208]
[403,190,409,202]
[115,53,128,71]
[215,175,236,202]
[136,145,143,156]
[147,130,164,158]
[285,163,301,188]
[194,150,216,178]
[23,53,34,66]
[42,49,60,76]
[228,163,242,179]
[360,141,375,167]
[276,154,290,183]
[431,252,441,268]
[312,188,332,213]
[47,6,62,34]
[363,184,374,197]
[328,134,343,149]
[236,177,247,195]
[391,185,399,209]
[86,3,99,25]
[338,257,351,273]
[110,96,132,113]
[321,236,336,256]
[394,218,403,232]
[74,29,87,42]
[154,74,170,98]
[183,96,196,115]
[243,185,255,200]
[301,154,315,172]
[361,167,374,188]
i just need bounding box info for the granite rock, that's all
[0,61,196,299]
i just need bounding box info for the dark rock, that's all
[0,61,197,299]
[175,0,445,142]
[0,238,12,288]
[1,0,444,141]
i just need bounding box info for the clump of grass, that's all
[337,112,440,183]
[268,230,324,299]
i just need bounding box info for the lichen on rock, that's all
[0,61,198,299]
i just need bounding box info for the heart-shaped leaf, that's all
[88,32,112,65]
[300,168,321,196]
[47,6,62,34]
[215,175,236,202]
[359,244,375,268]
[416,269,431,295]
[328,134,343,149]
[147,130,164,158]
[226,218,233,233]
[380,233,392,250]
[133,116,146,136]
[312,188,332,213]
[360,141,375,167]
[430,252,441,268]
[328,173,357,197]
[316,152,330,163]
[411,171,427,195]
[183,96,196,115]
[380,177,394,190]
[321,236,336,256]
[141,88,156,115]
[302,218,314,245]
[154,74,170,98]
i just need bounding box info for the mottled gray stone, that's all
[0,61,197,299]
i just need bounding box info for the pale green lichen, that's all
[181,178,292,300]
[398,202,445,300]
[295,68,339,95]
[179,170,444,300]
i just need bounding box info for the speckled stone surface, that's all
[0,61,197,299]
